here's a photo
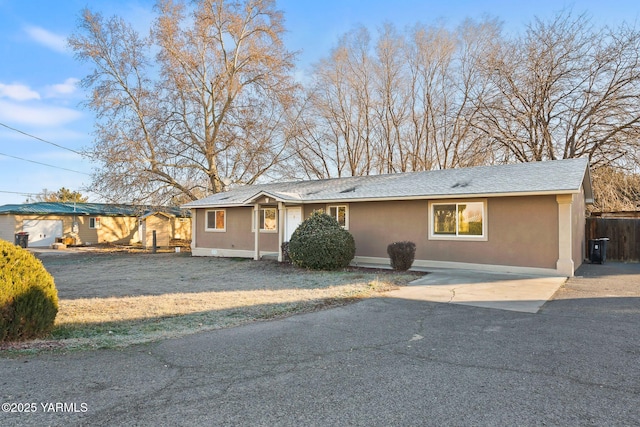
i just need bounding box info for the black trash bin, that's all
[14,232,29,248]
[589,238,609,264]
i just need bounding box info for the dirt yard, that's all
[19,249,421,352]
[37,249,414,299]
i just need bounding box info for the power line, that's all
[0,190,39,196]
[0,151,91,175]
[0,122,84,156]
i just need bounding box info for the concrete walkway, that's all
[386,269,567,313]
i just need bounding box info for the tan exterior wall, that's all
[0,214,140,246]
[76,216,139,245]
[1,213,190,247]
[144,215,171,247]
[348,196,558,269]
[0,215,19,242]
[193,194,563,270]
[195,207,278,252]
[172,217,191,240]
[349,200,428,257]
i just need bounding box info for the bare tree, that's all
[69,0,298,204]
[372,23,410,173]
[477,11,640,168]
[404,19,500,170]
[291,26,375,178]
[591,166,640,211]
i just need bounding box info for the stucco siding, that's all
[572,190,587,268]
[349,196,558,270]
[349,200,428,258]
[192,195,563,271]
[195,207,278,252]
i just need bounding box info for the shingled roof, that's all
[183,158,592,209]
[0,202,190,217]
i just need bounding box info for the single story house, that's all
[182,158,593,277]
[0,202,191,248]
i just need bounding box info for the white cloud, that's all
[45,78,80,98]
[24,25,68,53]
[0,83,41,101]
[0,100,82,127]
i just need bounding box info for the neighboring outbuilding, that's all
[0,202,190,248]
[183,158,593,277]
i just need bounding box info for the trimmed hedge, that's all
[288,211,356,270]
[387,241,416,271]
[1,240,58,341]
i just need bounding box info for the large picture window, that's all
[430,201,486,240]
[205,209,226,232]
[328,205,348,228]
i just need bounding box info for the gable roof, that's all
[0,202,190,217]
[183,158,593,209]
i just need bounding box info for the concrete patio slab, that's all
[386,269,567,313]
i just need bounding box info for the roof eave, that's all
[185,188,585,208]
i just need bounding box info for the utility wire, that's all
[0,122,84,156]
[0,151,90,175]
[0,190,39,196]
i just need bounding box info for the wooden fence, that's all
[586,217,640,262]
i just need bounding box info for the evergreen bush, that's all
[387,241,416,271]
[0,240,58,341]
[288,211,356,270]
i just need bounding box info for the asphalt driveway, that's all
[1,262,639,426]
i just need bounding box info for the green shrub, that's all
[387,241,416,271]
[288,211,356,270]
[0,240,58,341]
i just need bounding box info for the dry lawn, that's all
[15,250,422,352]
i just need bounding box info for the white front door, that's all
[285,207,302,241]
[22,219,63,247]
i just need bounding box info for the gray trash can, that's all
[14,232,29,248]
[589,238,609,264]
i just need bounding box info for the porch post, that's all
[556,194,574,277]
[190,210,196,252]
[254,204,260,260]
[278,202,284,262]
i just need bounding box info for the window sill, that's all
[428,234,487,242]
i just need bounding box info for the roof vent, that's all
[451,181,470,189]
[339,187,357,193]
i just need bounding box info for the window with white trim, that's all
[252,208,277,232]
[205,209,226,232]
[429,201,486,240]
[328,205,348,228]
[89,217,101,229]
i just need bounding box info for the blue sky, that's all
[0,0,638,205]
